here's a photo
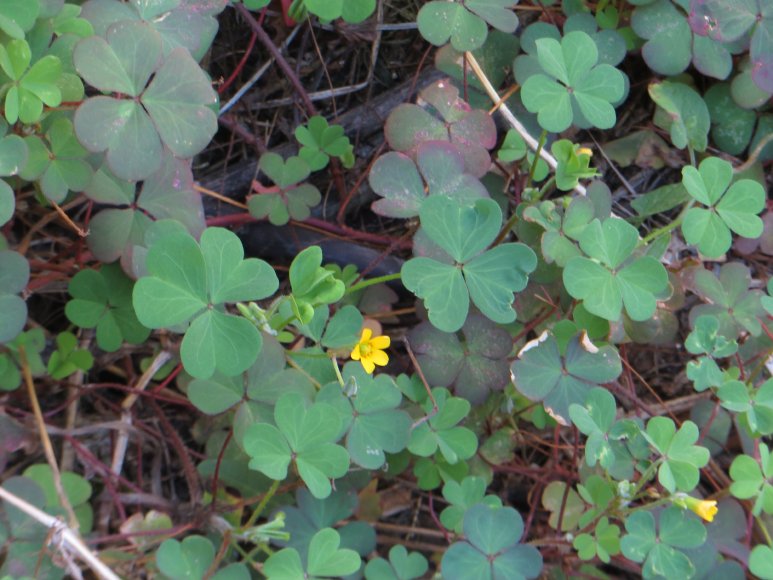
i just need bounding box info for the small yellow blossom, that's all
[350,328,390,374]
[577,147,593,157]
[679,495,718,522]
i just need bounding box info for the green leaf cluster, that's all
[681,156,765,258]
[441,503,543,580]
[248,153,321,226]
[66,263,150,353]
[621,507,706,579]
[417,0,519,52]
[521,30,625,132]
[295,116,354,170]
[133,227,278,379]
[244,392,349,499]
[402,196,537,332]
[643,417,710,493]
[563,218,669,322]
[514,333,622,425]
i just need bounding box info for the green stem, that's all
[345,272,402,295]
[493,209,520,246]
[639,200,695,246]
[757,515,773,546]
[243,479,281,530]
[331,357,345,387]
[688,145,697,167]
[527,130,548,188]
[621,496,673,515]
[627,459,661,501]
[535,176,556,201]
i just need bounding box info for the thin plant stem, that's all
[527,130,548,187]
[536,176,556,201]
[331,357,345,387]
[639,200,695,245]
[345,272,402,295]
[493,209,520,246]
[243,479,281,530]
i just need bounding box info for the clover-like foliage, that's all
[0,251,29,344]
[440,476,503,534]
[263,528,361,579]
[0,124,27,227]
[521,30,625,132]
[643,417,710,493]
[573,517,621,564]
[384,81,496,177]
[187,333,315,416]
[365,545,429,580]
[0,329,45,391]
[156,535,249,580]
[47,332,94,380]
[273,487,375,565]
[718,379,773,436]
[563,218,669,322]
[0,1,39,40]
[80,0,227,61]
[369,141,488,219]
[730,442,773,516]
[243,392,349,499]
[73,21,218,180]
[417,0,519,52]
[621,507,707,579]
[649,81,710,152]
[317,364,412,470]
[66,263,150,353]
[441,503,542,580]
[514,15,626,88]
[688,262,765,338]
[522,197,593,267]
[569,387,619,468]
[248,153,321,226]
[685,314,737,391]
[632,0,733,79]
[19,117,92,203]
[704,83,758,156]
[0,39,62,124]
[132,227,278,379]
[407,314,511,404]
[402,196,537,333]
[294,0,375,23]
[84,158,206,271]
[408,388,478,465]
[295,116,354,170]
[681,156,765,258]
[689,0,773,93]
[512,332,622,425]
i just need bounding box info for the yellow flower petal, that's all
[369,335,391,350]
[369,350,389,367]
[361,358,375,374]
[360,328,372,342]
[695,500,718,522]
[350,347,361,361]
[682,496,718,522]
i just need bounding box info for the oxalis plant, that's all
[0,0,771,579]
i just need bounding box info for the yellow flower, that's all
[577,147,593,157]
[682,496,718,522]
[350,328,390,374]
